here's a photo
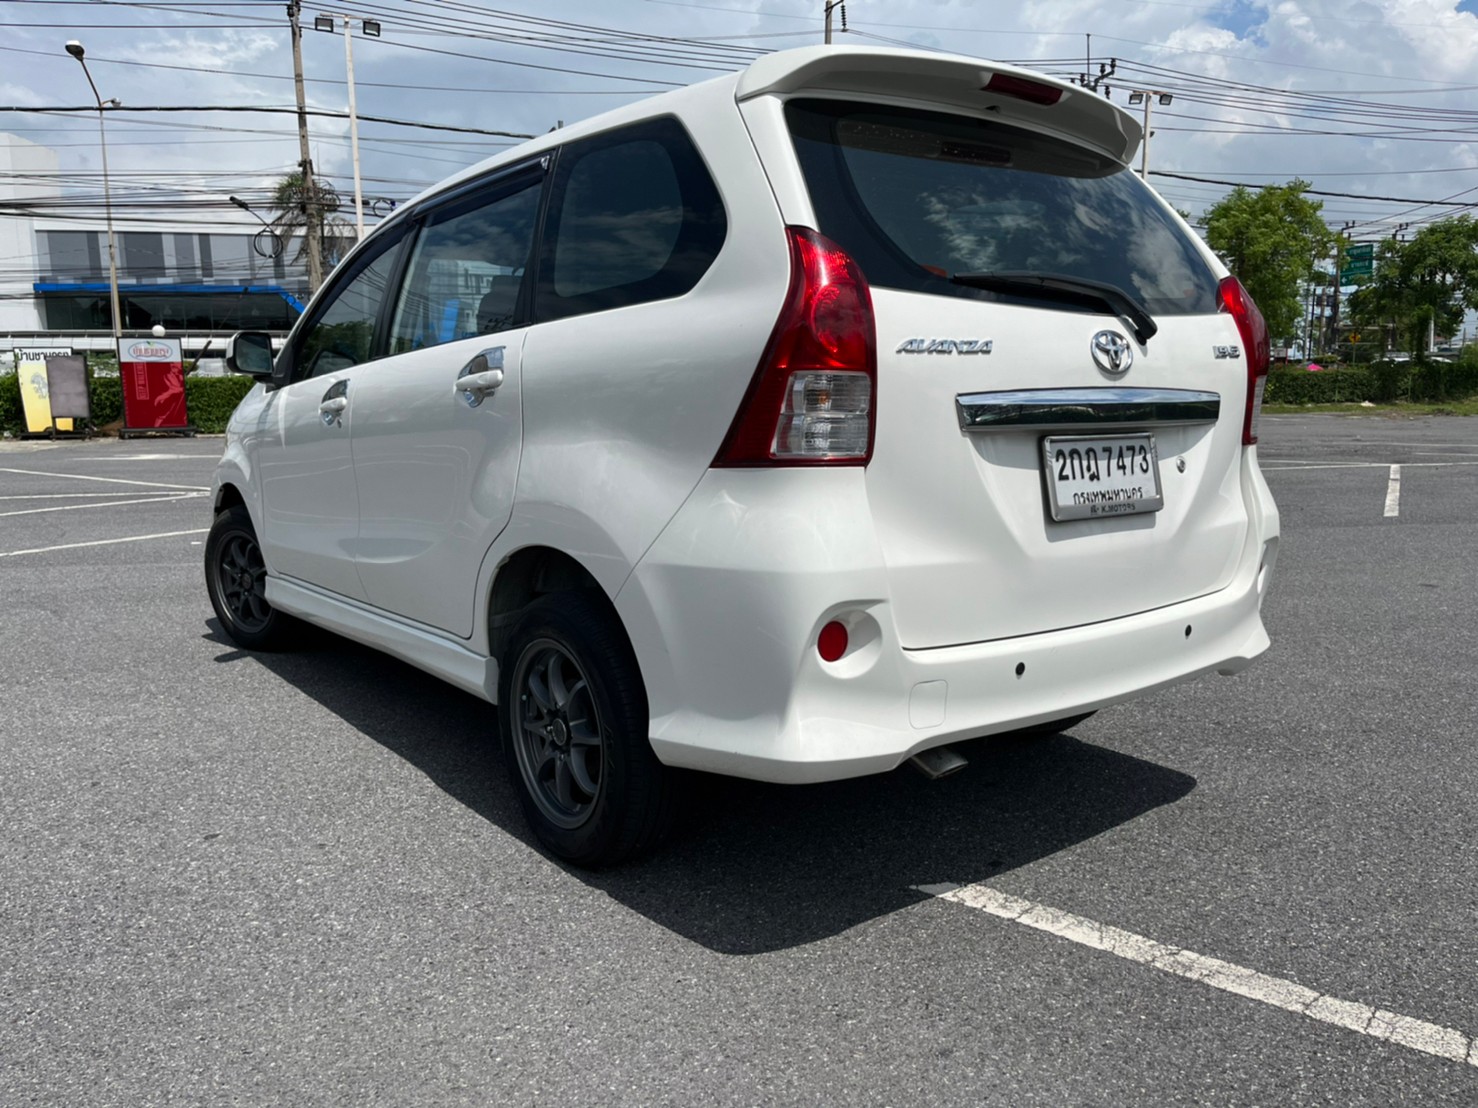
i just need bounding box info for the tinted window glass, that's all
[537,116,726,320]
[787,99,1219,316]
[295,237,403,378]
[389,175,541,355]
[41,230,99,281]
[121,232,166,280]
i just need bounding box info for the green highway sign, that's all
[1340,243,1375,282]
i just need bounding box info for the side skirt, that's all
[266,576,498,703]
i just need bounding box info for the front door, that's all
[255,231,408,601]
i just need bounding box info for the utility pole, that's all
[287,0,323,293]
[824,1,845,44]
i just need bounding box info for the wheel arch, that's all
[486,545,630,672]
[214,481,247,515]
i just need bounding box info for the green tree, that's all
[1347,217,1478,360]
[1201,180,1334,345]
[269,171,352,286]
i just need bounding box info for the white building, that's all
[0,132,310,350]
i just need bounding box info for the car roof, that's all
[383,45,1141,231]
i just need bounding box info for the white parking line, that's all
[1261,461,1478,471]
[1384,465,1402,518]
[0,528,209,559]
[0,492,205,518]
[0,492,183,500]
[919,882,1476,1067]
[108,454,220,461]
[0,466,208,491]
[1321,440,1478,450]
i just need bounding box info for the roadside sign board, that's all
[1341,242,1375,282]
[15,347,75,434]
[119,337,190,434]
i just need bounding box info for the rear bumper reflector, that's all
[956,387,1221,432]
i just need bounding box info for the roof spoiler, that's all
[735,46,1142,165]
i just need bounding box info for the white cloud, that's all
[3,0,1474,235]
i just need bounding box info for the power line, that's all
[0,104,534,140]
[1150,172,1478,208]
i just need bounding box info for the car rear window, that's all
[786,99,1220,316]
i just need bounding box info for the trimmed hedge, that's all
[0,367,255,436]
[1267,355,1478,405]
[1264,366,1375,405]
[185,376,257,431]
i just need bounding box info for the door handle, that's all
[319,380,349,427]
[455,347,505,408]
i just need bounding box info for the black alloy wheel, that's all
[204,504,293,650]
[499,590,674,867]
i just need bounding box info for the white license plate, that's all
[1042,433,1164,522]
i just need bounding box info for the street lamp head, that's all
[1128,90,1144,105]
[229,195,251,211]
[1157,92,1174,106]
[65,40,85,59]
[313,14,335,32]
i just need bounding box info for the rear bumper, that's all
[615,452,1277,784]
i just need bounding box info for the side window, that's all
[389,175,542,355]
[295,235,404,379]
[536,116,726,322]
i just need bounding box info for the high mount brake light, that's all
[982,73,1064,106]
[714,227,877,467]
[1218,276,1271,446]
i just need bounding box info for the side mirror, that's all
[225,331,275,380]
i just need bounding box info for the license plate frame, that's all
[1042,433,1164,522]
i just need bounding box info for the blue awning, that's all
[34,282,306,314]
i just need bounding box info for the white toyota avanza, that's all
[208,47,1278,866]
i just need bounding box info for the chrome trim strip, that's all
[956,388,1221,431]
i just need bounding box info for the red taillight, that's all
[713,227,876,467]
[1218,276,1271,446]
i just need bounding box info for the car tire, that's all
[204,504,295,651]
[499,590,673,868]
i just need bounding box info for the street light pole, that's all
[64,40,122,345]
[228,196,285,261]
[1126,89,1174,182]
[342,13,364,241]
[314,12,377,243]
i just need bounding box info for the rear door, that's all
[782,97,1250,648]
[347,166,543,637]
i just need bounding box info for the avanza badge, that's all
[896,338,993,355]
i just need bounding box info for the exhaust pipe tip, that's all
[909,744,968,780]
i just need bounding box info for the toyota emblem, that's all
[1091,330,1133,377]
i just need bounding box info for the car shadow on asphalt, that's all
[212,621,1197,956]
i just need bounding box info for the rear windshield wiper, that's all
[949,271,1158,346]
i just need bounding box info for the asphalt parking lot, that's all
[3,414,1477,1106]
